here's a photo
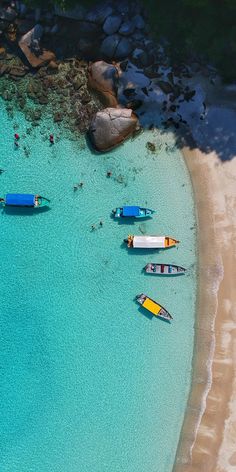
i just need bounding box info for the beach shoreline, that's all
[173,146,236,472]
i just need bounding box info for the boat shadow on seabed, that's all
[2,206,51,216]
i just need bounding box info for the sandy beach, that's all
[174,143,236,472]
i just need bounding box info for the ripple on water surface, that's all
[0,104,196,472]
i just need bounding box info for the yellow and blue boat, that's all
[0,194,50,208]
[136,293,173,321]
[113,206,155,219]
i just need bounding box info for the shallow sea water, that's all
[0,102,196,472]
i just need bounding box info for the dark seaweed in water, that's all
[146,141,156,152]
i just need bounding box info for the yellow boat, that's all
[136,293,173,321]
[125,235,179,249]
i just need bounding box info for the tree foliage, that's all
[148,0,236,81]
[25,0,236,81]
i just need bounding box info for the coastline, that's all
[174,146,236,472]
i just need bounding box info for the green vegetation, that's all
[148,0,236,82]
[25,0,236,81]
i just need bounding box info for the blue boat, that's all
[112,206,155,219]
[0,193,50,208]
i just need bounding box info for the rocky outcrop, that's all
[88,61,119,107]
[19,25,55,68]
[89,107,140,151]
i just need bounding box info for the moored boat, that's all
[113,206,155,218]
[144,263,186,275]
[124,235,179,249]
[136,293,173,321]
[0,194,50,208]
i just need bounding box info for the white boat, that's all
[124,235,179,249]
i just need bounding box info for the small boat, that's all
[0,194,50,208]
[136,293,173,321]
[113,206,155,219]
[145,263,186,275]
[124,235,179,249]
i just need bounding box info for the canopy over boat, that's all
[133,236,166,248]
[6,194,35,207]
[142,297,162,316]
[123,206,140,217]
[126,235,179,248]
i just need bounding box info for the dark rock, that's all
[119,60,128,72]
[119,20,135,36]
[53,112,63,122]
[126,99,142,110]
[54,5,86,21]
[123,88,136,98]
[146,141,156,152]
[0,7,17,22]
[157,81,174,94]
[132,48,148,67]
[9,66,27,77]
[78,21,102,38]
[103,15,122,35]
[86,5,113,24]
[100,34,120,58]
[115,37,132,59]
[0,63,8,76]
[132,14,145,29]
[89,107,139,152]
[0,20,9,32]
[73,76,84,90]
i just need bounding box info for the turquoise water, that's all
[0,103,196,472]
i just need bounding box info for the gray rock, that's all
[119,20,135,36]
[132,14,145,29]
[89,107,139,151]
[103,15,122,35]
[100,34,120,58]
[115,37,133,59]
[86,5,113,24]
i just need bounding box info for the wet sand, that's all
[174,146,236,472]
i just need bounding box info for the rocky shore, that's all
[0,0,219,150]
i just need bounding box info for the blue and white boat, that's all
[0,194,50,208]
[112,206,155,219]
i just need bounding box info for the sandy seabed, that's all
[173,146,236,472]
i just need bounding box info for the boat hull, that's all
[136,293,173,321]
[113,207,155,219]
[144,263,186,275]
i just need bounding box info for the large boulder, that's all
[103,15,122,35]
[88,60,119,107]
[115,38,133,59]
[119,20,135,36]
[89,107,140,151]
[100,34,120,59]
[86,5,113,23]
[19,25,55,68]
